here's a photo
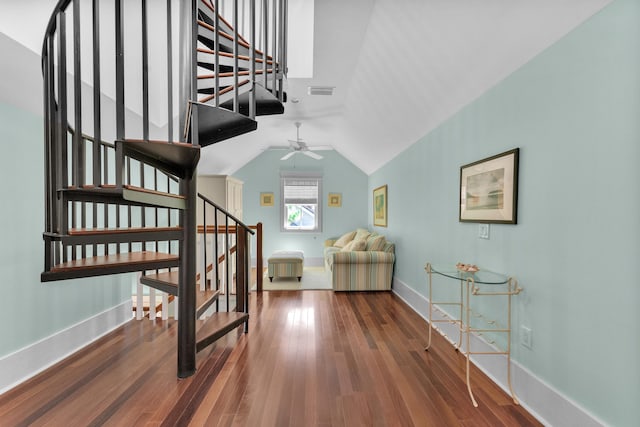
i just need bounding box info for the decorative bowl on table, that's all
[456,262,479,273]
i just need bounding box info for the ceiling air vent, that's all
[307,86,335,96]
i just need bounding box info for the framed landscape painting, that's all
[459,148,519,224]
[373,185,387,227]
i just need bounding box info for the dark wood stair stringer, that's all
[140,270,221,318]
[196,312,249,352]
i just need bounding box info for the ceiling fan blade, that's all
[303,151,323,160]
[308,145,334,151]
[281,151,297,160]
[267,145,290,150]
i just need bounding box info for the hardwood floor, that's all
[0,291,541,426]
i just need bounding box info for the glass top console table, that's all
[424,263,522,407]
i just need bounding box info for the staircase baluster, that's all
[232,0,239,113]
[262,0,268,90]
[126,158,132,253]
[166,0,174,141]
[161,293,169,320]
[249,0,256,119]
[201,201,207,291]
[57,11,69,242]
[271,0,276,95]
[72,0,83,188]
[225,214,230,311]
[214,206,219,311]
[142,0,150,142]
[214,0,220,107]
[149,287,156,320]
[92,0,102,187]
[43,36,55,270]
[136,279,144,320]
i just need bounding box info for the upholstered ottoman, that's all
[268,250,304,281]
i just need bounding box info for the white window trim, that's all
[280,171,323,233]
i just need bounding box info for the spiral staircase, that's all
[40,0,287,378]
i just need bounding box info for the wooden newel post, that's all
[236,226,247,313]
[256,222,263,292]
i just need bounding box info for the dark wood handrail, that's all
[197,224,258,234]
[197,193,255,235]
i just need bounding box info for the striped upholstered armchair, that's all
[324,229,395,291]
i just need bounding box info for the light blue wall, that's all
[0,102,132,359]
[369,1,639,425]
[234,149,368,261]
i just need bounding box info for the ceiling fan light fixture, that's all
[307,86,335,96]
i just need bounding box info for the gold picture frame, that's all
[260,192,274,206]
[459,148,519,224]
[373,185,387,227]
[328,193,342,207]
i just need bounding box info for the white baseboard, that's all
[0,300,132,394]
[392,277,605,427]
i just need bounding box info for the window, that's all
[281,173,322,232]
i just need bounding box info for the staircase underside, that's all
[118,139,201,179]
[188,102,258,146]
[219,84,285,116]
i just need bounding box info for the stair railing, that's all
[194,0,288,114]
[197,193,254,316]
[42,0,185,273]
[42,0,285,378]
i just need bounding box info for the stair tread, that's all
[118,139,200,179]
[140,271,220,313]
[218,83,285,116]
[196,311,248,352]
[197,20,251,51]
[68,226,182,236]
[140,271,221,308]
[196,47,273,65]
[50,251,179,273]
[62,185,186,210]
[63,185,185,200]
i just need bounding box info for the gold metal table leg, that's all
[465,277,478,407]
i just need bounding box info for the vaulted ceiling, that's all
[1,0,612,175]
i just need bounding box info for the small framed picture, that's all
[260,192,274,206]
[328,193,342,207]
[373,185,387,227]
[459,148,519,224]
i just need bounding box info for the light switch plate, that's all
[478,224,490,239]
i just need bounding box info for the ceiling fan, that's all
[275,122,333,161]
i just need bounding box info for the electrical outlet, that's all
[520,325,532,349]
[478,224,490,239]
